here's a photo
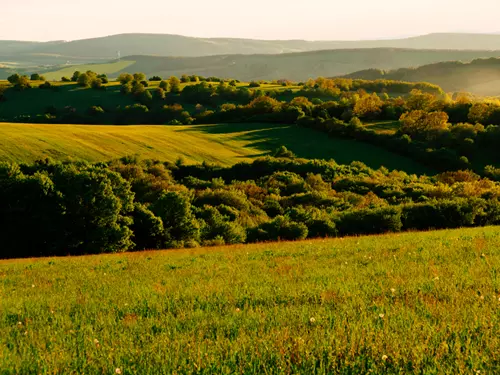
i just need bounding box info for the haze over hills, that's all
[40,49,500,84]
[344,57,500,96]
[5,32,500,61]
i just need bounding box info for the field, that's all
[42,61,136,81]
[0,122,432,173]
[1,226,499,374]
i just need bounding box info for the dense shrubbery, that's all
[1,156,499,259]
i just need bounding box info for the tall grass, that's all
[1,227,499,374]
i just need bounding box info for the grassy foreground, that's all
[0,122,431,173]
[1,227,499,374]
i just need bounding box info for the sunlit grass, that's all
[1,226,499,374]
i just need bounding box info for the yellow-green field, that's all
[0,122,432,173]
[1,226,499,374]
[42,61,136,81]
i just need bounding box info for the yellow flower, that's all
[309,317,316,324]
[115,368,122,374]
[390,288,396,294]
[93,339,99,344]
[382,355,388,361]
[379,313,385,319]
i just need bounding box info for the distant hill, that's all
[344,58,500,96]
[40,49,500,82]
[5,32,500,61]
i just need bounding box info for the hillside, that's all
[41,49,500,82]
[344,57,500,96]
[7,32,500,60]
[0,123,431,174]
[1,226,499,373]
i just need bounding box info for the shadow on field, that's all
[178,123,434,175]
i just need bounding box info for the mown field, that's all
[0,122,431,173]
[1,226,499,374]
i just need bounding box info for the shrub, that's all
[336,207,402,236]
[248,216,308,242]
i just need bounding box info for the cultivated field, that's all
[1,226,499,374]
[0,122,431,173]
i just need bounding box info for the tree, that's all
[8,75,31,90]
[77,73,92,87]
[61,77,71,82]
[353,93,383,119]
[118,73,134,84]
[273,146,296,158]
[406,89,436,111]
[149,76,162,81]
[133,72,146,82]
[7,74,20,84]
[169,76,181,94]
[30,73,45,81]
[159,80,169,91]
[400,110,449,141]
[468,103,494,124]
[180,74,190,83]
[150,191,200,246]
[71,71,81,82]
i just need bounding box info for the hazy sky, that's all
[3,0,500,41]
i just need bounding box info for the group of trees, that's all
[1,155,500,259]
[3,73,500,172]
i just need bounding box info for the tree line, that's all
[1,155,499,259]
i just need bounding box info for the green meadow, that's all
[1,226,499,374]
[0,122,431,173]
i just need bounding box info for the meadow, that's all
[1,226,499,374]
[0,122,431,173]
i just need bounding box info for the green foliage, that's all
[150,191,200,247]
[30,73,45,81]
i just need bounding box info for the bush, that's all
[336,207,402,236]
[247,216,308,242]
[402,199,486,230]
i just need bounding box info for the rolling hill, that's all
[0,122,431,174]
[1,226,499,373]
[7,33,500,60]
[344,57,500,95]
[40,49,500,82]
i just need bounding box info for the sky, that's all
[3,0,500,42]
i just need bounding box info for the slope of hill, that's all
[0,123,431,174]
[344,57,500,95]
[41,49,500,82]
[7,33,500,60]
[1,226,499,373]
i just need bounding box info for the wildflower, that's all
[93,338,99,344]
[31,284,35,288]
[379,313,385,319]
[382,355,388,361]
[309,317,316,324]
[17,322,22,326]
[235,308,241,312]
[481,253,486,258]
[390,288,396,294]
[480,295,484,300]
[433,276,439,281]
[115,368,122,374]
